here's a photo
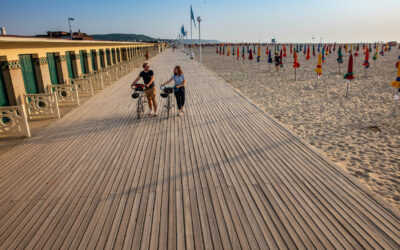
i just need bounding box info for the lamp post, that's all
[197,16,202,65]
[68,17,75,38]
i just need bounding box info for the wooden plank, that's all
[0,50,399,250]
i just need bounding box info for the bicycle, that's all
[160,85,174,118]
[131,83,145,119]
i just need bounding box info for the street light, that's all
[68,17,75,38]
[197,16,202,65]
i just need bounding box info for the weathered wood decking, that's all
[0,50,399,249]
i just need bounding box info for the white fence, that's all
[0,105,31,137]
[24,92,61,119]
[47,84,80,106]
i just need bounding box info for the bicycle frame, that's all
[161,85,174,118]
[132,84,145,119]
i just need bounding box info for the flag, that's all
[344,53,355,80]
[68,17,75,21]
[181,25,187,36]
[190,5,197,28]
[315,52,323,76]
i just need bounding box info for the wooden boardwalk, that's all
[0,50,399,249]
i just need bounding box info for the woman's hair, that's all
[143,63,149,68]
[174,66,183,76]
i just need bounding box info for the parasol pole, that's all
[345,80,350,98]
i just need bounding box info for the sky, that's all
[1,0,399,43]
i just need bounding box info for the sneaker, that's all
[154,111,158,117]
[149,110,154,115]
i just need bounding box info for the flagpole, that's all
[197,16,202,65]
[190,15,193,58]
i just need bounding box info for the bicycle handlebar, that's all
[131,83,145,89]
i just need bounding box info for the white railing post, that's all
[20,105,31,137]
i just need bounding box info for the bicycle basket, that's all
[160,92,168,98]
[164,87,174,94]
[135,84,145,91]
[131,92,139,99]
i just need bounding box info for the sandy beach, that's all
[193,45,400,209]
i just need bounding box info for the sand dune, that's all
[192,46,400,209]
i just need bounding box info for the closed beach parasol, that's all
[283,44,287,58]
[337,46,343,73]
[363,46,370,78]
[249,48,253,60]
[373,45,379,61]
[315,52,323,76]
[344,53,355,97]
[380,44,385,56]
[257,46,261,63]
[313,45,316,59]
[293,50,300,80]
[242,46,245,63]
[344,53,355,80]
[315,52,323,87]
[306,46,310,60]
[391,62,400,88]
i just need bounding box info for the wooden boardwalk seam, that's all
[0,50,399,249]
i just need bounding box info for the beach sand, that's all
[192,45,400,209]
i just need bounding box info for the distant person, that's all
[145,50,149,60]
[274,51,281,72]
[131,63,158,116]
[161,66,186,116]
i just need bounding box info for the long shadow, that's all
[101,134,306,202]
[21,104,261,145]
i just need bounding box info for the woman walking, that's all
[161,66,186,116]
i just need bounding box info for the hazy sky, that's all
[1,0,399,43]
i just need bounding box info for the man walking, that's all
[131,63,158,116]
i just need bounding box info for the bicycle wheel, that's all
[137,95,142,119]
[167,95,171,118]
